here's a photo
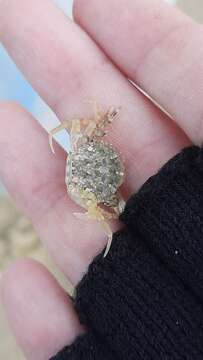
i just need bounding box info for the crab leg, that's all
[100,220,114,257]
[74,193,116,257]
[48,120,72,154]
[82,100,101,140]
[84,100,102,121]
[92,106,121,140]
[49,118,84,154]
[113,191,126,215]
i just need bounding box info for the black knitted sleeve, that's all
[51,146,203,360]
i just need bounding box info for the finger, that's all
[1,258,83,360]
[74,0,203,145]
[0,0,189,191]
[0,102,116,285]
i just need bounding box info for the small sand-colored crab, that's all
[49,103,125,256]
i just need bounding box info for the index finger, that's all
[74,0,203,145]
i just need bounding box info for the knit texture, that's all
[51,146,203,359]
[53,332,114,360]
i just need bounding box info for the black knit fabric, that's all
[51,146,203,360]
[53,332,114,359]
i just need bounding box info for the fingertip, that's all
[73,0,95,27]
[1,258,82,360]
[72,0,80,22]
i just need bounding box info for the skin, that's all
[0,0,202,358]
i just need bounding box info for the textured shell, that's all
[65,140,124,204]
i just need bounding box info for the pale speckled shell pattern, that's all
[65,140,124,207]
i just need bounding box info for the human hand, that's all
[0,0,203,359]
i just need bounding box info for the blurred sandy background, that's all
[0,0,203,359]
